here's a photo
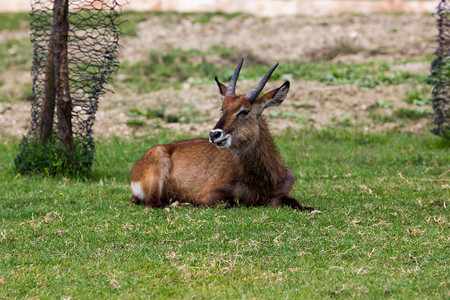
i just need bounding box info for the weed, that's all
[378,99,392,109]
[369,112,397,124]
[128,108,145,117]
[146,108,165,119]
[118,47,430,94]
[394,107,432,120]
[332,112,355,127]
[164,114,180,123]
[283,111,314,121]
[126,119,146,127]
[207,45,234,58]
[403,85,431,106]
[291,101,314,109]
[127,105,200,125]
[14,134,93,177]
[191,12,248,24]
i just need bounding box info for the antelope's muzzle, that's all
[209,129,231,149]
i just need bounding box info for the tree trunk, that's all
[53,0,73,162]
[38,0,60,144]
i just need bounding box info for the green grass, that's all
[127,106,201,126]
[117,47,226,93]
[117,47,430,94]
[394,107,433,120]
[190,11,248,24]
[0,38,33,71]
[262,60,427,88]
[0,37,33,102]
[403,84,431,106]
[120,11,160,37]
[125,118,146,127]
[1,129,448,298]
[0,12,30,32]
[369,112,397,124]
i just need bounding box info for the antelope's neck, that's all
[237,118,286,189]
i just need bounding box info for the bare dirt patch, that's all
[92,79,427,138]
[121,13,436,64]
[0,13,437,139]
[1,78,421,139]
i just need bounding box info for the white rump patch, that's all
[131,181,145,201]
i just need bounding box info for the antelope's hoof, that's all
[303,206,319,213]
[130,195,142,205]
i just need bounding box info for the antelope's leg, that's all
[268,197,283,207]
[197,187,234,207]
[131,146,171,209]
[130,194,141,205]
[281,197,315,211]
[269,196,315,211]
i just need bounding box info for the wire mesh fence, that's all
[430,0,449,139]
[15,0,122,176]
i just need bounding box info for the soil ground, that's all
[0,13,437,138]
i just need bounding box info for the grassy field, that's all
[0,129,448,298]
[0,10,448,299]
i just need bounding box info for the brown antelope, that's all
[130,59,314,211]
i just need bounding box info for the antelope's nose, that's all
[209,130,222,143]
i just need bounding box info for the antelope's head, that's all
[209,58,290,150]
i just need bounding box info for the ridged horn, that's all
[226,58,244,96]
[245,63,279,102]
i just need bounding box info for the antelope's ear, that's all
[215,76,227,100]
[254,81,290,113]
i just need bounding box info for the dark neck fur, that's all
[235,117,286,194]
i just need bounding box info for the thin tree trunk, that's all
[38,0,60,144]
[53,0,73,162]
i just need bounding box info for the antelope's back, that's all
[131,138,241,202]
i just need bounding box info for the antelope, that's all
[130,58,314,211]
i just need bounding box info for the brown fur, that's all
[130,68,314,211]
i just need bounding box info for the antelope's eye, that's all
[237,108,249,117]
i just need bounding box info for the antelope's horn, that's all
[226,58,244,96]
[245,63,279,102]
